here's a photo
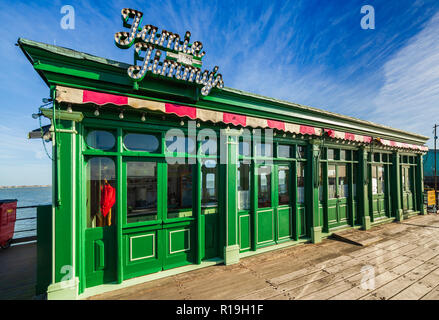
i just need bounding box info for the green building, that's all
[18,29,428,299]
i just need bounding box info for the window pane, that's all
[258,166,272,208]
[374,153,380,162]
[338,165,348,198]
[86,157,116,228]
[278,165,290,205]
[372,165,378,195]
[166,136,195,153]
[328,165,336,199]
[297,162,305,203]
[340,150,346,160]
[378,166,384,194]
[278,145,291,158]
[200,137,217,156]
[353,165,357,199]
[201,160,217,207]
[239,141,251,157]
[167,164,193,218]
[256,143,272,157]
[297,145,306,159]
[327,148,335,160]
[319,163,324,201]
[238,162,251,210]
[86,130,115,150]
[127,162,157,223]
[124,133,159,152]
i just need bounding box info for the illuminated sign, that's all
[114,8,224,96]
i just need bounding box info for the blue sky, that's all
[1,0,439,186]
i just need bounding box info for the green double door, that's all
[84,157,220,287]
[401,165,415,213]
[254,163,296,248]
[370,164,390,220]
[327,164,350,229]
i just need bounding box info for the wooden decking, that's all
[0,242,36,300]
[90,214,439,300]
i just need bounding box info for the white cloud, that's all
[371,12,439,146]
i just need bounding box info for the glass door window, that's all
[328,165,337,199]
[126,161,158,223]
[167,163,193,218]
[258,166,272,208]
[297,162,305,203]
[278,165,290,205]
[201,160,218,208]
[238,161,251,210]
[338,165,349,198]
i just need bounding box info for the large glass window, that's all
[278,165,290,205]
[126,161,158,223]
[258,166,272,208]
[255,143,273,157]
[297,145,306,159]
[238,161,251,210]
[124,133,159,152]
[297,162,305,203]
[239,140,251,157]
[328,164,336,199]
[86,157,116,228]
[201,160,217,207]
[165,136,195,154]
[167,164,193,218]
[338,165,348,198]
[86,130,115,150]
[372,165,378,195]
[327,148,335,160]
[278,145,291,158]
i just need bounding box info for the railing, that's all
[12,204,51,245]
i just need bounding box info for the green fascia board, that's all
[41,108,84,122]
[17,37,428,145]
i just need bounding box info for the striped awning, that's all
[55,85,428,152]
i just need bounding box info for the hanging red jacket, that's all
[100,182,116,217]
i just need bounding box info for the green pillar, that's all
[358,147,371,230]
[392,151,403,221]
[222,128,240,265]
[47,118,79,299]
[308,139,322,243]
[416,154,426,215]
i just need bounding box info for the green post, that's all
[222,128,240,265]
[47,117,79,299]
[416,154,426,215]
[358,147,371,230]
[393,151,404,221]
[308,139,322,243]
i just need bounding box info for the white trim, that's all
[169,229,190,254]
[130,234,155,261]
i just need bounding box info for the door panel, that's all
[256,209,275,244]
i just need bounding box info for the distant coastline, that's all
[0,185,51,189]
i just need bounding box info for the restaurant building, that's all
[18,9,428,299]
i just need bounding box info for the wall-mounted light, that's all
[141,113,146,122]
[94,108,100,116]
[119,111,124,119]
[66,105,72,113]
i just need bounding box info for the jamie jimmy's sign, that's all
[114,8,224,96]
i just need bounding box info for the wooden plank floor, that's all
[90,214,439,300]
[0,242,36,300]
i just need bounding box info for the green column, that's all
[392,151,403,221]
[47,118,79,299]
[358,147,371,230]
[222,128,240,265]
[416,154,426,215]
[308,139,322,243]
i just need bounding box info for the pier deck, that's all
[0,242,36,300]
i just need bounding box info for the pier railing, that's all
[12,204,51,245]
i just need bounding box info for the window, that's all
[86,130,115,150]
[126,161,158,223]
[378,166,385,194]
[338,165,348,198]
[374,153,380,163]
[201,160,217,207]
[86,157,116,228]
[258,166,272,208]
[166,136,195,153]
[328,164,336,199]
[319,163,324,201]
[297,162,305,203]
[255,142,273,157]
[297,145,306,159]
[327,148,335,160]
[239,140,251,157]
[167,164,193,218]
[278,165,290,205]
[124,133,159,152]
[238,161,251,210]
[353,165,357,198]
[372,165,378,195]
[340,150,346,161]
[278,144,291,158]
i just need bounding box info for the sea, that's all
[0,186,52,239]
